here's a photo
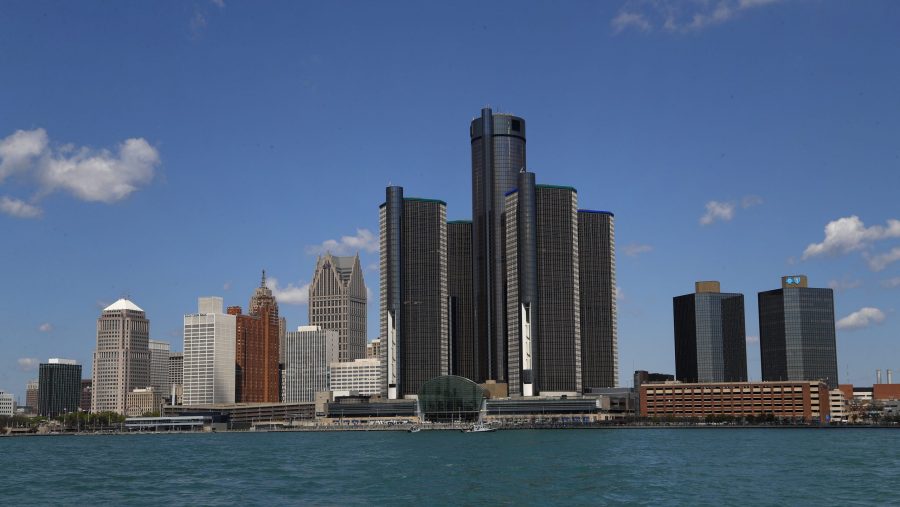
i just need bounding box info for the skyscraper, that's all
[80,379,92,413]
[758,275,839,389]
[91,299,150,414]
[505,182,582,396]
[380,186,449,399]
[471,107,526,383]
[183,297,236,405]
[308,252,367,362]
[447,220,476,380]
[38,359,82,417]
[149,339,170,394]
[578,210,618,389]
[673,281,747,383]
[282,326,339,403]
[25,379,38,410]
[229,272,280,403]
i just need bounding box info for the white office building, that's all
[0,390,14,416]
[329,358,382,396]
[149,339,171,393]
[183,297,236,405]
[283,326,339,402]
[91,299,151,414]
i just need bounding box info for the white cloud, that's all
[836,307,886,331]
[38,323,53,332]
[827,278,862,292]
[802,216,900,260]
[211,0,225,7]
[266,276,310,305]
[882,277,900,289]
[615,285,624,301]
[17,358,39,371]
[306,228,378,256]
[746,335,759,344]
[700,201,735,225]
[865,247,900,272]
[0,196,42,218]
[622,243,653,257]
[611,0,784,34]
[0,128,159,211]
[223,281,232,291]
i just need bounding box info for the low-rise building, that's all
[640,380,830,423]
[829,389,849,423]
[126,388,165,417]
[329,358,381,396]
[0,390,15,416]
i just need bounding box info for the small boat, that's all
[407,426,421,433]
[462,423,496,433]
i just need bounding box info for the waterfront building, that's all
[673,281,748,383]
[80,379,92,413]
[91,299,151,414]
[0,391,14,416]
[25,379,38,410]
[366,338,382,360]
[448,220,476,381]
[640,380,830,423]
[38,358,82,417]
[506,182,582,396]
[379,186,449,398]
[309,253,367,362]
[829,389,849,423]
[283,326,339,403]
[329,358,381,396]
[125,387,165,417]
[758,275,839,388]
[578,210,618,389]
[149,339,170,393]
[183,297,236,405]
[633,370,675,388]
[471,107,527,384]
[228,273,280,403]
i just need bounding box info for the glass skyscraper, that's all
[673,281,748,383]
[447,220,476,381]
[578,210,618,389]
[471,107,526,383]
[38,359,82,417]
[758,275,839,389]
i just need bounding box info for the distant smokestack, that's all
[888,370,894,385]
[876,369,882,384]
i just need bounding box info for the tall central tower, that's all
[470,107,526,382]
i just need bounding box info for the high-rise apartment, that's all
[309,253,367,362]
[38,359,82,417]
[471,107,526,383]
[183,297,236,405]
[380,186,449,399]
[758,275,839,389]
[578,210,618,389]
[447,220,476,380]
[282,326,339,402]
[149,339,170,394]
[229,273,280,403]
[673,281,747,383]
[91,299,150,414]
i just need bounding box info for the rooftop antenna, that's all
[261,269,267,288]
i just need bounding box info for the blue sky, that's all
[2,1,899,401]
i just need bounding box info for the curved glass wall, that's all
[418,375,485,422]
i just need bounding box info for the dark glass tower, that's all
[471,108,526,383]
[673,281,748,383]
[578,210,618,390]
[758,275,838,389]
[448,220,476,381]
[38,359,83,417]
[379,187,449,398]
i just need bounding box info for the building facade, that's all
[38,358,82,417]
[168,353,183,392]
[329,358,382,396]
[80,379,92,413]
[759,275,839,389]
[471,108,527,384]
[366,338,382,360]
[228,273,280,403]
[379,187,449,399]
[25,379,39,411]
[641,380,830,423]
[283,326,339,402]
[578,210,618,389]
[149,339,170,394]
[308,253,368,362]
[125,387,165,417]
[91,299,151,414]
[447,220,476,381]
[183,297,236,405]
[673,281,748,383]
[0,391,14,416]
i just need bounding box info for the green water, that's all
[2,428,897,505]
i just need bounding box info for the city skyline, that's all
[2,1,900,401]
